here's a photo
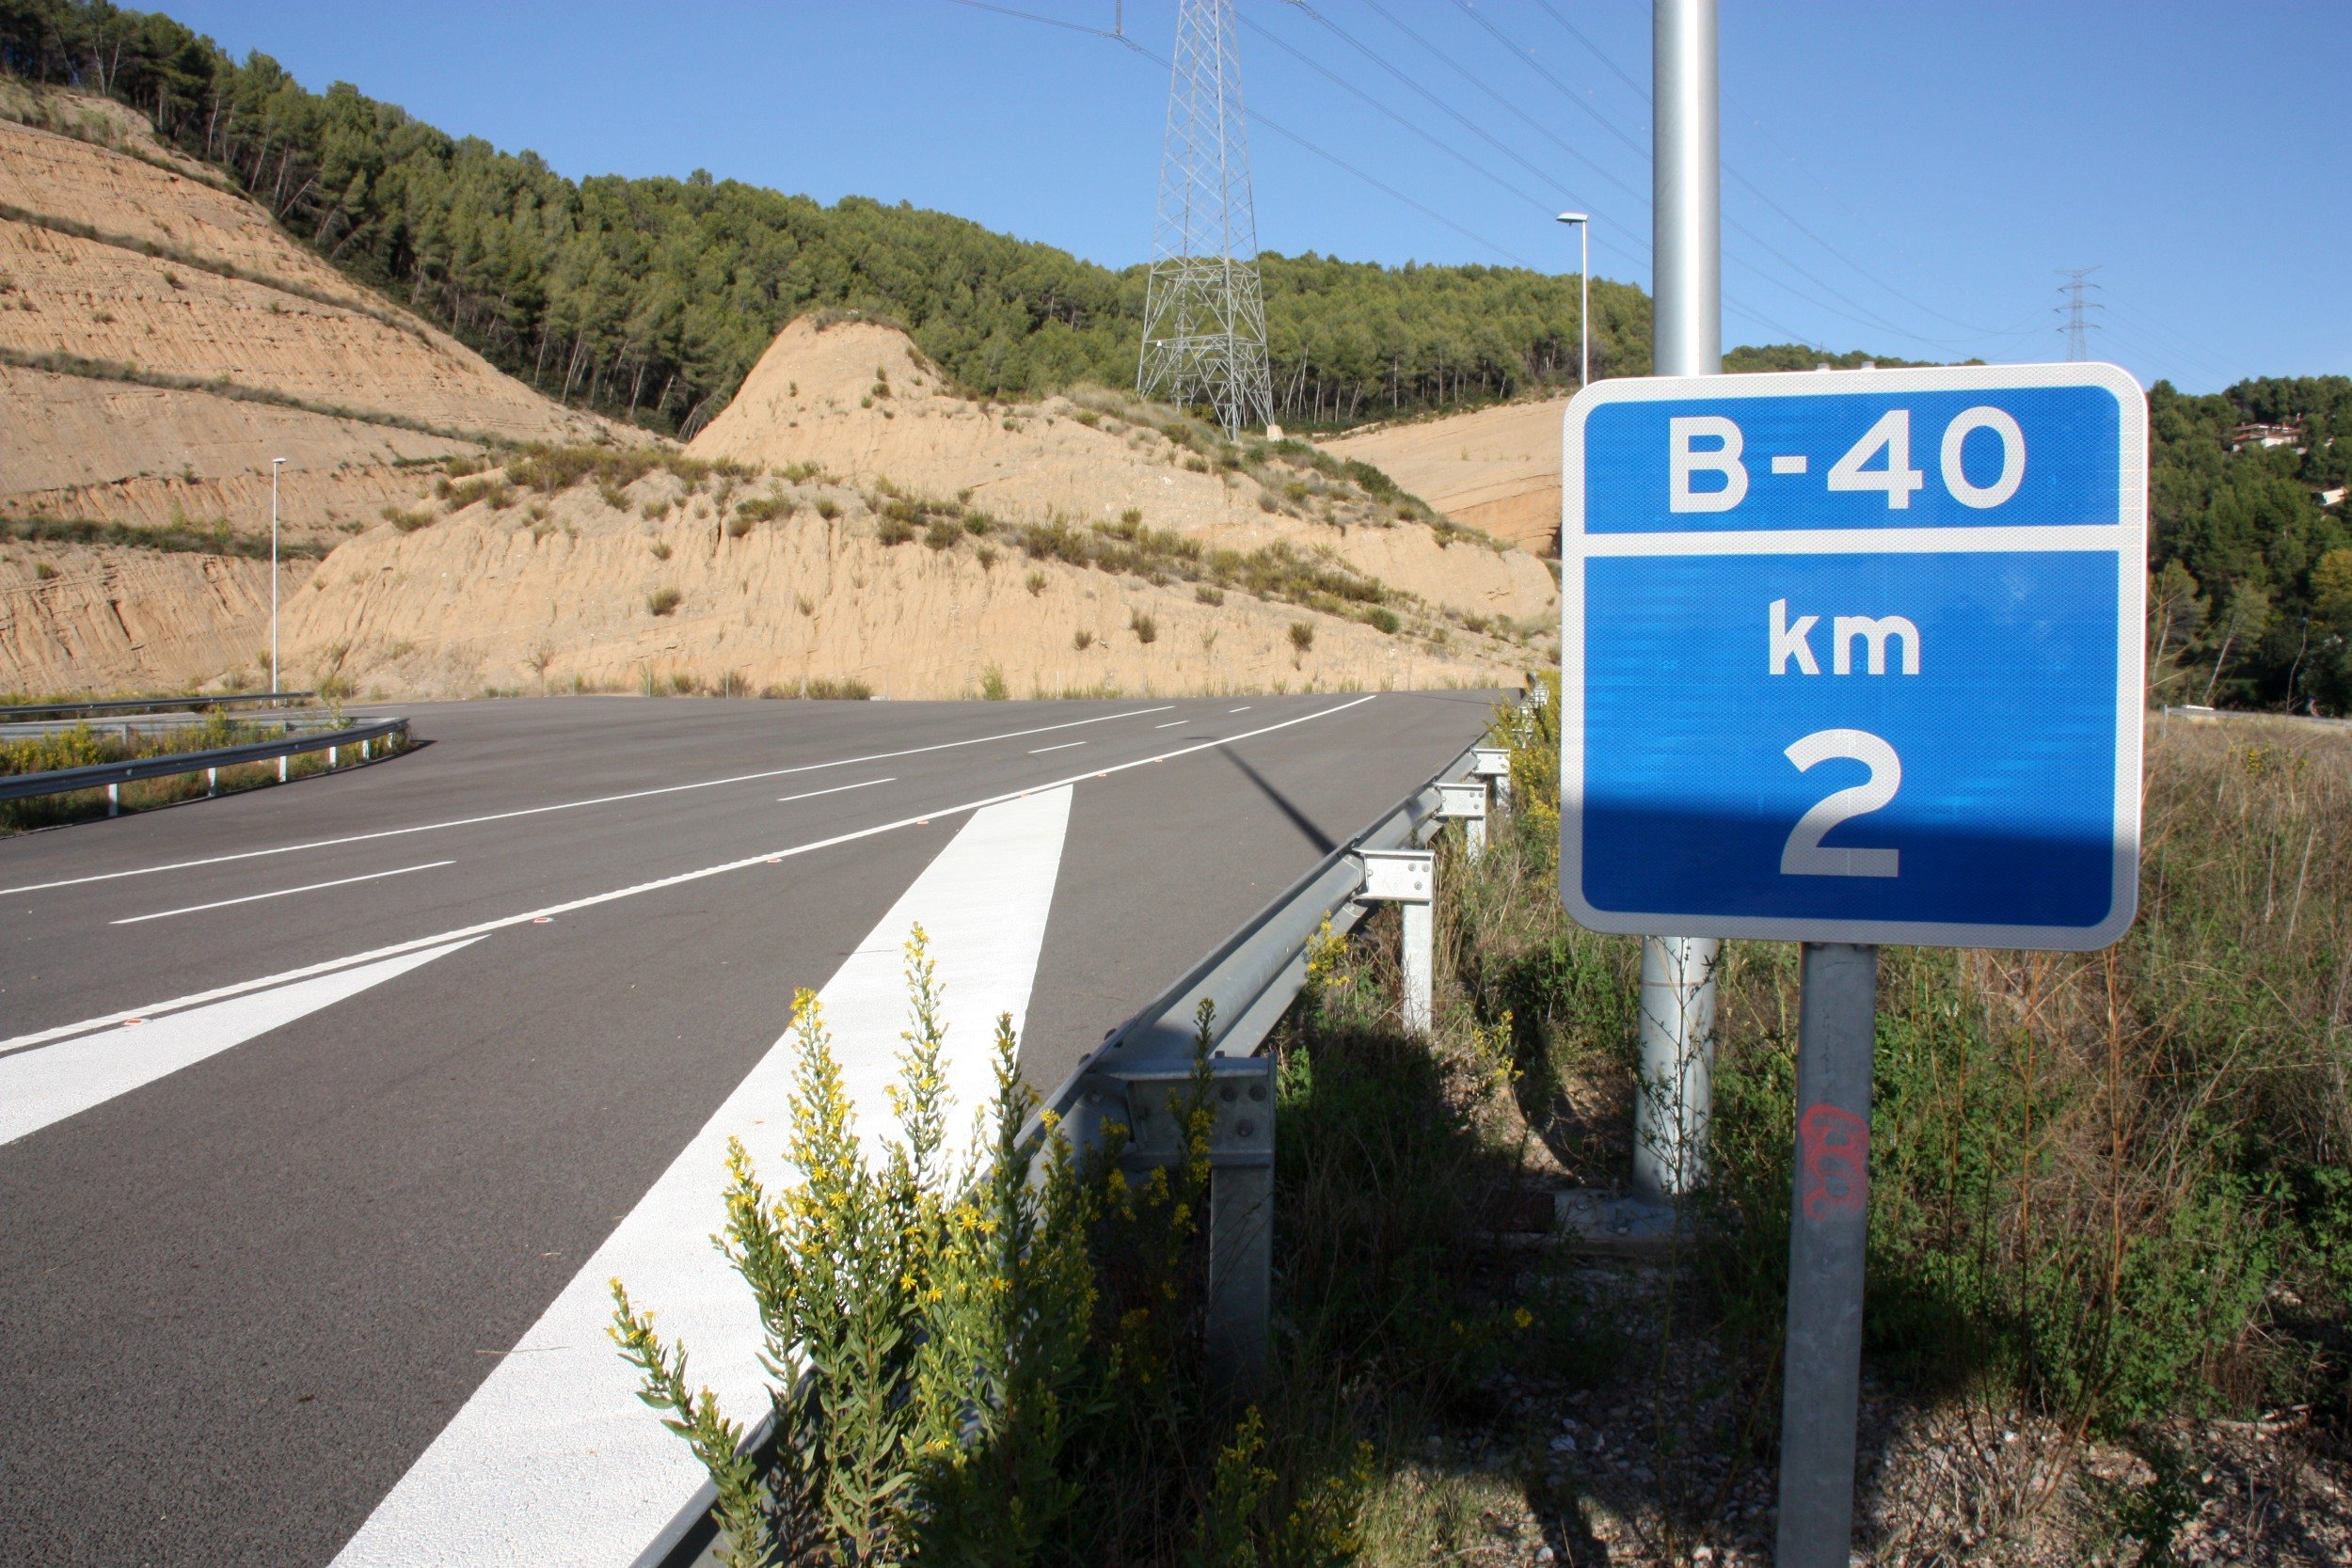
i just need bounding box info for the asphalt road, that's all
[0,689,1497,1566]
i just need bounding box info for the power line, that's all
[1241,14,1561,228]
[1518,2,2054,348]
[1283,1,1818,344]
[1263,2,1647,273]
[1455,0,2037,353]
[946,0,1540,268]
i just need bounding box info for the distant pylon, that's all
[1137,0,1274,436]
[2057,267,2103,361]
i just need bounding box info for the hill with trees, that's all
[2148,377,2352,714]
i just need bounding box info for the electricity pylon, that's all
[2057,267,2103,361]
[1137,0,1274,436]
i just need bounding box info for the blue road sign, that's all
[1560,363,2147,950]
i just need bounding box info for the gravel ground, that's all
[1383,1247,2352,1566]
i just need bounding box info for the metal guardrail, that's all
[639,717,1510,1568]
[0,690,315,721]
[0,717,409,806]
[0,711,357,743]
[2160,704,2352,732]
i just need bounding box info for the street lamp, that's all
[1556,213,1590,390]
[270,456,285,700]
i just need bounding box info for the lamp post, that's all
[270,456,285,701]
[1555,212,1590,390]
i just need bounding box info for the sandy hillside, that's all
[0,86,617,694]
[690,317,1557,626]
[279,453,1535,702]
[1323,396,1571,557]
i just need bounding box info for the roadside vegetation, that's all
[628,690,2352,1565]
[3,511,330,560]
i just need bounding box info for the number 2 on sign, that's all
[1782,729,1900,879]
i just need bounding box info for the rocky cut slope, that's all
[0,84,616,695]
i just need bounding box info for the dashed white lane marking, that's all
[0,706,1173,897]
[775,776,893,803]
[0,695,1375,1058]
[0,939,480,1147]
[1154,720,1189,729]
[1230,705,1252,712]
[1027,740,1087,754]
[111,862,454,926]
[330,789,1074,1568]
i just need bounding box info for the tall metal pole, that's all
[1557,213,1591,391]
[1775,942,1879,1567]
[1653,0,1720,376]
[1633,0,1722,1204]
[270,456,284,702]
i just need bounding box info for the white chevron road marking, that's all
[0,938,482,1148]
[331,786,1074,1568]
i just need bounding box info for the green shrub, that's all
[803,676,873,700]
[1288,621,1315,653]
[1130,610,1157,644]
[646,587,681,616]
[616,934,1248,1564]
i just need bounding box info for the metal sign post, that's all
[1777,941,1876,1565]
[1558,361,2147,1562]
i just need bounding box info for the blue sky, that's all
[163,1,2344,394]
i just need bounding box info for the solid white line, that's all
[1154,720,1188,729]
[0,705,1175,897]
[775,777,892,803]
[111,862,454,926]
[332,794,1073,1566]
[1027,741,1086,754]
[2,695,1376,1055]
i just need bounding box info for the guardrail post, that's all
[278,756,289,784]
[1205,1055,1277,1398]
[1470,746,1512,815]
[1094,1058,1278,1398]
[1359,848,1436,1034]
[329,745,339,769]
[106,783,119,817]
[361,738,371,762]
[207,767,217,797]
[1436,779,1488,861]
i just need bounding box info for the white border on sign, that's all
[1556,361,2149,952]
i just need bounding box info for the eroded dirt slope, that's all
[279,456,1531,701]
[690,317,1558,626]
[1324,396,1572,558]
